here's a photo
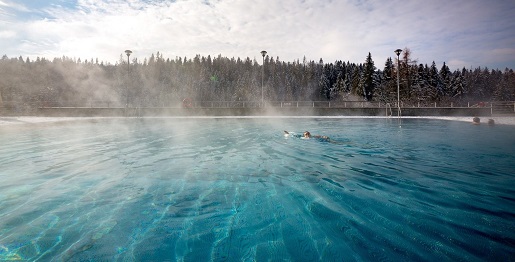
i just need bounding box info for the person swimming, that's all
[302,131,330,140]
[472,117,480,125]
[284,131,330,141]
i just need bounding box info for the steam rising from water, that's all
[2,116,515,126]
[0,117,514,260]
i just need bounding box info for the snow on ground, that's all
[1,116,515,126]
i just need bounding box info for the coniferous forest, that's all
[1,48,514,109]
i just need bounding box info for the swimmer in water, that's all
[302,131,330,140]
[284,131,330,141]
[472,117,480,125]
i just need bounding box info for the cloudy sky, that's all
[1,0,514,70]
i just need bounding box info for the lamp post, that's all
[394,49,402,113]
[125,50,132,108]
[260,50,267,107]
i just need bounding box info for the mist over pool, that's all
[1,118,514,261]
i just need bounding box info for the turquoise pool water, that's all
[1,118,514,261]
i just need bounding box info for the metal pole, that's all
[260,50,267,107]
[125,50,132,108]
[394,49,402,117]
[397,58,399,108]
[127,56,129,107]
[125,54,131,107]
[261,57,264,106]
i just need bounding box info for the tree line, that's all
[0,48,514,109]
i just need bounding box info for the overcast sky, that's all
[1,0,514,70]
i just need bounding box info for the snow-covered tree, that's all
[359,52,376,101]
[374,57,396,103]
[439,62,451,97]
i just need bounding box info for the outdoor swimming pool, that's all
[1,117,514,261]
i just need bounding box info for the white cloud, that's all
[0,0,30,12]
[0,0,514,70]
[0,29,15,38]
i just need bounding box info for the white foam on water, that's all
[0,117,88,126]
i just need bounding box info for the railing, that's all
[490,101,515,114]
[385,103,392,117]
[1,100,514,112]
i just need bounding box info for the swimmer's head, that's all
[303,131,311,138]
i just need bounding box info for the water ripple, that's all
[0,118,514,261]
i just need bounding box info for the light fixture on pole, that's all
[394,49,402,115]
[260,50,267,107]
[125,50,132,108]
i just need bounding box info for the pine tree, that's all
[412,64,429,105]
[319,71,330,100]
[375,57,395,103]
[439,62,451,97]
[343,67,351,95]
[399,48,418,101]
[428,61,443,101]
[450,70,465,102]
[350,65,362,98]
[0,50,511,109]
[360,52,376,101]
[331,72,346,100]
[493,69,515,101]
